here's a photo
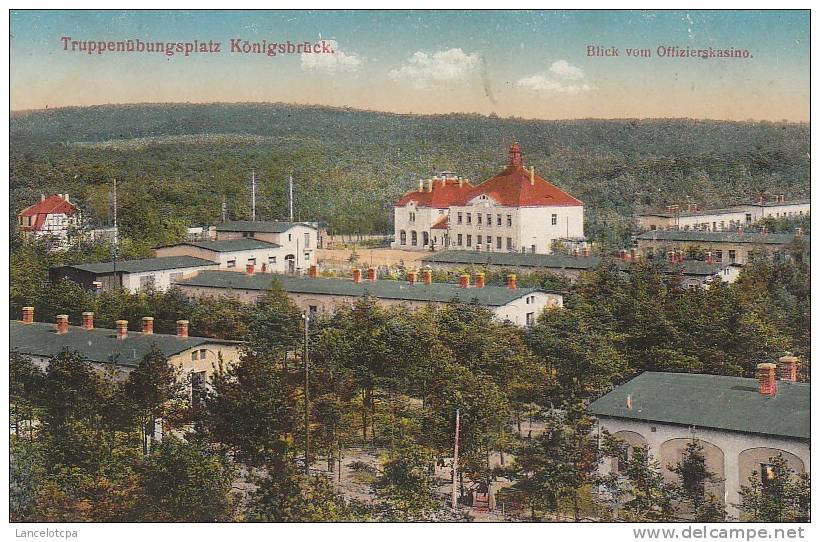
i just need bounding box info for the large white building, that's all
[392,144,585,255]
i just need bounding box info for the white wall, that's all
[493,291,564,326]
[120,264,218,293]
[392,201,448,250]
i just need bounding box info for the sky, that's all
[10,10,810,121]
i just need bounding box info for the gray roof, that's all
[176,270,546,307]
[10,321,238,368]
[172,239,281,252]
[636,230,808,246]
[57,256,218,275]
[423,250,603,270]
[422,250,728,276]
[215,220,316,233]
[589,372,809,440]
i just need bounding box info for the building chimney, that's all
[779,194,785,203]
[63,193,69,203]
[407,270,418,285]
[352,268,362,283]
[458,178,464,188]
[459,273,470,288]
[778,355,798,382]
[246,263,255,275]
[142,316,154,335]
[308,264,318,278]
[56,314,69,335]
[475,272,485,289]
[509,142,523,167]
[756,363,777,397]
[506,273,517,289]
[367,267,377,281]
[40,194,45,202]
[572,248,579,258]
[82,311,94,330]
[21,306,34,324]
[427,179,434,192]
[176,320,189,338]
[529,166,535,186]
[706,251,713,264]
[619,249,628,261]
[758,195,764,205]
[795,227,803,237]
[761,226,768,235]
[418,180,424,192]
[583,246,590,257]
[422,269,432,285]
[116,319,128,340]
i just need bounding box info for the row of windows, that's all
[226,255,278,268]
[456,234,513,250]
[241,231,313,248]
[190,349,208,362]
[457,212,514,227]
[398,230,430,246]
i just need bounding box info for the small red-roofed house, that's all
[18,193,80,246]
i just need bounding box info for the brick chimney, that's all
[506,273,517,290]
[352,269,362,283]
[82,311,94,330]
[475,272,485,289]
[116,319,128,340]
[778,355,798,382]
[583,246,590,257]
[756,363,777,397]
[56,314,69,335]
[422,269,432,285]
[572,248,579,258]
[459,273,470,288]
[407,270,418,285]
[418,180,424,192]
[308,264,318,278]
[246,263,255,275]
[21,306,34,324]
[176,319,189,338]
[706,251,713,264]
[367,267,377,281]
[142,316,154,335]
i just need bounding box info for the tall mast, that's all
[251,169,256,221]
[452,408,460,509]
[112,177,118,288]
[289,174,294,222]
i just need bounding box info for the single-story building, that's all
[636,198,810,232]
[11,309,242,393]
[636,230,809,266]
[422,250,741,287]
[49,256,219,293]
[175,268,563,327]
[589,364,809,517]
[154,239,286,273]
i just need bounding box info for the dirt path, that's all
[317,248,428,269]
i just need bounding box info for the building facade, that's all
[214,220,318,271]
[175,268,563,327]
[637,197,810,232]
[636,230,810,266]
[50,256,219,293]
[18,193,80,246]
[589,367,809,518]
[391,144,584,255]
[154,239,287,273]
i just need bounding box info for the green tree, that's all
[373,440,440,521]
[668,441,725,521]
[738,454,810,522]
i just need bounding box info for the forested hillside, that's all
[10,103,810,246]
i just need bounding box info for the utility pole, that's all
[221,194,227,224]
[112,177,118,289]
[303,312,310,474]
[289,174,294,222]
[452,408,460,510]
[251,169,256,221]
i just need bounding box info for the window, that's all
[191,352,197,362]
[466,235,472,247]
[457,234,463,246]
[309,305,318,314]
[227,259,236,268]
[467,213,472,225]
[728,250,736,263]
[400,230,407,245]
[551,214,557,226]
[411,231,418,246]
[712,222,717,231]
[422,231,429,246]
[248,258,256,266]
[477,214,482,225]
[477,235,482,245]
[760,463,776,487]
[199,349,207,360]
[745,213,753,223]
[526,312,535,326]
[457,212,463,225]
[304,232,311,248]
[715,250,723,262]
[409,212,416,223]
[496,236,502,250]
[269,255,277,264]
[288,233,292,242]
[242,231,255,238]
[497,214,502,226]
[507,215,512,227]
[719,221,725,230]
[531,244,536,254]
[487,213,492,225]
[304,252,311,261]
[506,237,512,250]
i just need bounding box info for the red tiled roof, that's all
[431,215,449,230]
[464,164,583,208]
[395,178,475,208]
[19,195,77,231]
